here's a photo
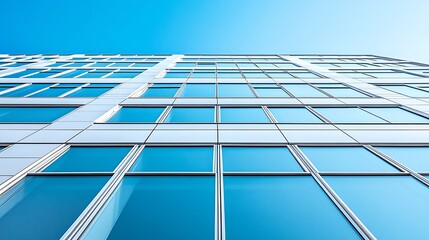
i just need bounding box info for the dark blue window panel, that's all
[325,176,429,239]
[47,62,69,67]
[67,62,90,67]
[2,69,38,78]
[0,107,75,123]
[29,87,74,97]
[376,147,429,172]
[224,176,360,240]
[88,83,118,87]
[56,70,87,78]
[90,62,113,67]
[44,147,131,172]
[179,84,216,97]
[66,87,112,97]
[27,71,63,78]
[141,87,179,98]
[221,108,270,123]
[108,107,165,123]
[82,176,215,240]
[1,84,51,97]
[164,108,215,123]
[223,147,303,172]
[0,84,20,93]
[269,108,323,123]
[0,176,108,240]
[130,147,213,172]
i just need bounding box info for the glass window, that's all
[164,107,214,123]
[130,147,213,172]
[0,176,108,240]
[221,107,270,123]
[66,87,112,97]
[29,86,74,97]
[164,71,190,78]
[314,107,387,123]
[107,107,165,123]
[0,84,20,93]
[224,176,360,239]
[380,85,429,98]
[269,108,323,123]
[82,176,215,240]
[179,84,215,98]
[376,147,429,172]
[223,147,303,172]
[282,84,328,97]
[106,71,140,78]
[2,69,38,78]
[363,107,429,123]
[301,147,399,172]
[133,62,155,68]
[217,71,243,78]
[325,176,429,239]
[43,147,132,172]
[0,107,75,123]
[318,87,369,98]
[141,87,179,98]
[1,84,51,97]
[78,71,110,78]
[218,84,255,97]
[253,84,290,97]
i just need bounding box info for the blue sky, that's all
[1,0,429,62]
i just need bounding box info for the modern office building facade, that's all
[0,54,428,239]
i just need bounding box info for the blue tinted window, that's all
[314,107,387,123]
[164,107,214,123]
[269,108,323,123]
[0,84,20,94]
[133,62,156,67]
[217,71,243,78]
[130,147,213,172]
[180,84,216,97]
[221,108,270,123]
[43,147,131,172]
[2,84,51,97]
[29,87,74,97]
[253,85,290,97]
[223,147,303,172]
[381,85,429,97]
[320,87,368,97]
[108,107,164,123]
[107,71,140,78]
[2,69,38,78]
[325,176,429,239]
[218,84,255,97]
[363,107,429,123]
[282,84,327,97]
[301,147,398,172]
[376,147,429,172]
[78,71,110,78]
[142,87,179,98]
[164,71,190,78]
[0,107,75,123]
[56,69,87,78]
[82,176,215,240]
[0,176,108,240]
[224,176,360,240]
[66,87,112,97]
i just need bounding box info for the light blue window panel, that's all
[67,62,90,67]
[224,176,360,240]
[164,71,190,78]
[82,176,215,240]
[0,176,108,240]
[0,107,75,123]
[267,72,295,78]
[28,70,63,78]
[221,108,270,123]
[325,176,429,240]
[29,87,74,97]
[217,63,237,68]
[130,147,213,172]
[78,71,110,78]
[320,87,369,97]
[339,71,372,78]
[254,86,290,97]
[190,71,216,78]
[314,107,387,123]
[141,87,179,98]
[363,107,429,123]
[237,63,256,68]
[132,62,155,67]
[243,72,268,78]
[108,107,164,123]
[174,62,196,67]
[218,84,255,97]
[110,62,132,67]
[217,71,243,78]
[5,62,29,67]
[275,63,300,68]
[90,62,112,67]
[106,71,140,78]
[2,69,38,78]
[1,84,52,97]
[66,87,112,97]
[290,71,322,78]
[301,147,399,172]
[44,147,131,172]
[223,147,303,172]
[269,108,323,123]
[376,147,429,172]
[179,84,215,97]
[367,71,420,78]
[282,84,328,97]
[56,69,87,78]
[164,107,214,123]
[381,85,429,97]
[88,83,118,87]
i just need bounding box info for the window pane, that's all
[2,69,38,78]
[180,84,215,98]
[107,72,140,78]
[254,87,290,97]
[2,84,51,97]
[29,87,74,97]
[222,147,302,172]
[282,84,327,97]
[325,176,429,239]
[164,108,214,123]
[314,107,387,123]
[269,108,323,123]
[376,147,429,172]
[320,88,368,97]
[0,176,108,240]
[130,147,213,172]
[66,87,112,97]
[380,85,429,98]
[221,108,270,123]
[218,84,255,97]
[0,107,75,123]
[300,147,398,172]
[107,107,164,123]
[43,147,131,172]
[141,87,179,98]
[363,107,429,123]
[82,176,215,240]
[224,176,360,239]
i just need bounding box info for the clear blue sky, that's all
[1,0,429,63]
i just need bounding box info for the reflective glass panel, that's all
[107,107,164,123]
[164,108,214,123]
[269,108,323,123]
[221,108,270,123]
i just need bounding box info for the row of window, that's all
[1,69,144,78]
[379,84,429,98]
[0,83,117,98]
[45,61,157,68]
[303,57,399,63]
[35,145,429,173]
[108,106,429,124]
[315,62,426,68]
[141,83,370,98]
[174,62,301,69]
[162,69,323,79]
[336,69,424,78]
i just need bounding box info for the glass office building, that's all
[0,54,429,239]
